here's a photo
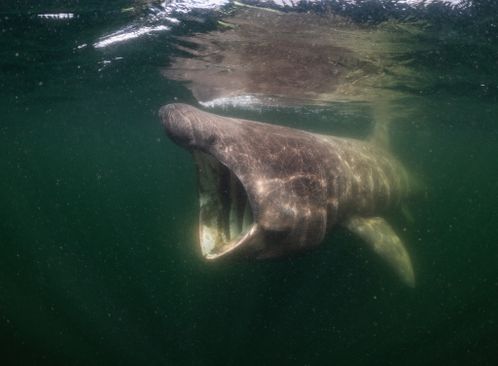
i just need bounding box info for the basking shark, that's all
[160,103,416,287]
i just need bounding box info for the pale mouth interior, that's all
[193,152,256,259]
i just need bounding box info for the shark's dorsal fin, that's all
[344,216,415,287]
[369,100,392,150]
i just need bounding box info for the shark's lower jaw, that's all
[193,151,260,259]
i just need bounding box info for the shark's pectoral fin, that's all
[344,216,415,287]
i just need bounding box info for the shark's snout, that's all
[159,103,197,147]
[160,103,223,152]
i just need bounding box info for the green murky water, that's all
[1,1,497,365]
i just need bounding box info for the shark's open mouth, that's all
[193,151,259,259]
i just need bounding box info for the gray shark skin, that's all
[160,103,415,287]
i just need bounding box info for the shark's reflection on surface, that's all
[164,5,426,108]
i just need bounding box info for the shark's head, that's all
[160,103,329,260]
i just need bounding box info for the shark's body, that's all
[160,103,415,286]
